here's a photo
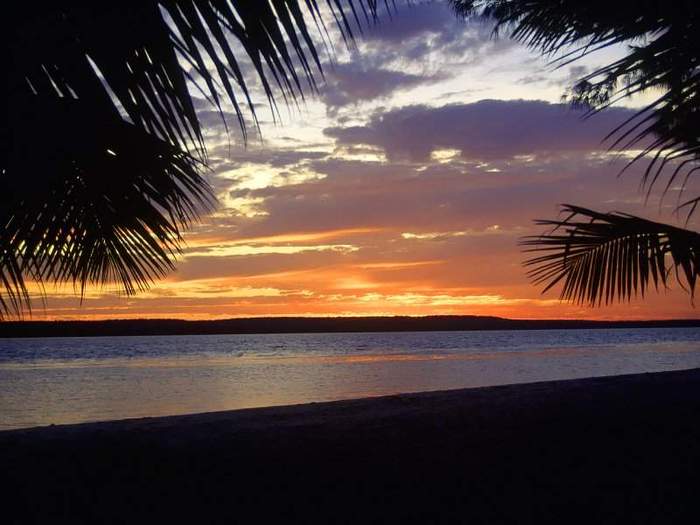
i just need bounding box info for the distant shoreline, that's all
[1,314,699,338]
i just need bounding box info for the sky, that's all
[33,0,700,320]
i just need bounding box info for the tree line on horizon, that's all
[2,315,699,338]
[3,0,699,318]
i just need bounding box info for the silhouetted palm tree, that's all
[452,0,700,304]
[2,1,379,317]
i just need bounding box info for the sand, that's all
[3,368,700,523]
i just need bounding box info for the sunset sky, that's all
[34,1,700,320]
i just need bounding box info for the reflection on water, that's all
[1,328,699,430]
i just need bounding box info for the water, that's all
[1,328,699,430]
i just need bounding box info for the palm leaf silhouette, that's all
[522,205,700,305]
[451,0,700,207]
[451,1,700,305]
[3,1,380,317]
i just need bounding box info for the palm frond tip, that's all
[522,205,700,305]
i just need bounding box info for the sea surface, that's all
[1,327,699,430]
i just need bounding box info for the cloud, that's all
[210,147,328,169]
[363,1,515,62]
[313,1,515,114]
[320,62,447,111]
[224,152,653,240]
[366,2,459,43]
[517,65,591,88]
[324,99,636,162]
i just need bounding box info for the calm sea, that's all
[1,327,699,430]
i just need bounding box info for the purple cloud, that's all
[320,62,447,111]
[324,99,637,161]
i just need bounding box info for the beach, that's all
[3,367,700,523]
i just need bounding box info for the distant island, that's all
[1,315,700,338]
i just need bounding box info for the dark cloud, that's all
[324,99,636,161]
[364,1,513,62]
[367,1,459,43]
[320,62,447,111]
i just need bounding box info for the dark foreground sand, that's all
[3,369,700,524]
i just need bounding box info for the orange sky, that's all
[26,2,700,321]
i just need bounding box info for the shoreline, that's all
[4,368,700,522]
[2,315,700,338]
[2,367,700,435]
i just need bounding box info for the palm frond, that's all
[451,1,700,212]
[3,1,382,317]
[10,2,381,152]
[3,92,215,300]
[522,205,700,305]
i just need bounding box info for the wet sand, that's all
[3,368,700,523]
